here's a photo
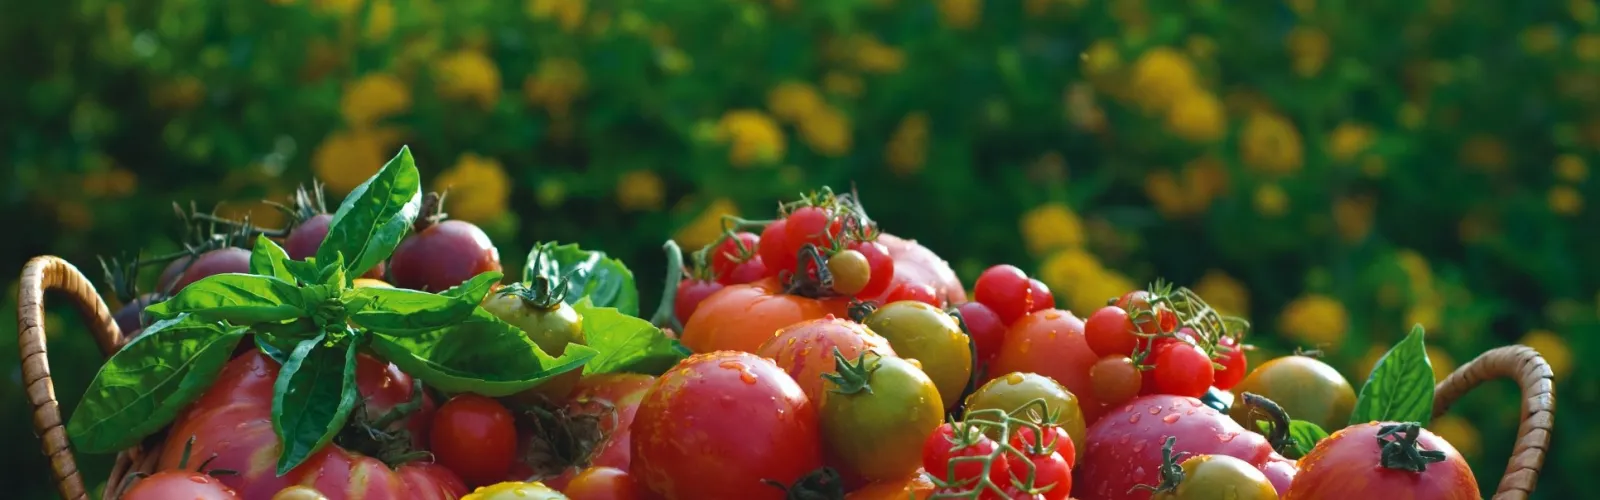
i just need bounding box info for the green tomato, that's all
[1151,455,1277,500]
[1227,356,1355,433]
[819,351,944,482]
[963,372,1086,461]
[461,482,568,500]
[861,301,972,409]
[481,293,585,355]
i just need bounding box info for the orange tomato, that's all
[845,471,935,500]
[680,277,848,354]
[756,316,898,403]
[988,309,1108,424]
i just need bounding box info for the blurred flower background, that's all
[1,1,1595,498]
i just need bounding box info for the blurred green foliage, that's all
[3,0,1596,498]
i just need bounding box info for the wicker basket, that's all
[18,255,1557,499]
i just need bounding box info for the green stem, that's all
[1241,392,1294,455]
[649,240,687,331]
[1376,422,1448,472]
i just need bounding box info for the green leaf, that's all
[271,332,360,475]
[347,286,482,336]
[316,146,422,280]
[524,242,640,316]
[284,259,323,284]
[1350,325,1435,426]
[67,315,247,453]
[575,297,688,376]
[369,309,596,397]
[1254,419,1330,459]
[250,235,295,281]
[439,271,504,305]
[319,253,348,287]
[144,274,305,325]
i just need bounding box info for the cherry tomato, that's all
[786,206,838,248]
[1226,355,1355,435]
[963,373,1086,462]
[1025,279,1055,312]
[956,301,1007,365]
[1089,355,1142,409]
[389,219,503,292]
[158,247,251,295]
[862,301,972,408]
[989,309,1106,423]
[679,277,848,353]
[671,278,725,325]
[1084,306,1138,357]
[1076,395,1295,500]
[564,467,642,500]
[1212,336,1248,391]
[1116,290,1178,333]
[710,232,761,279]
[862,233,967,306]
[123,471,239,500]
[1009,424,1077,469]
[1150,343,1215,398]
[828,249,873,295]
[560,374,657,474]
[1149,454,1277,500]
[1286,422,1477,500]
[974,265,1033,324]
[722,256,769,285]
[756,316,898,402]
[1009,450,1071,500]
[849,240,896,298]
[885,282,942,307]
[759,219,798,275]
[431,394,517,487]
[921,423,1010,487]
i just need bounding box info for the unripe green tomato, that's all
[963,372,1086,462]
[819,353,944,482]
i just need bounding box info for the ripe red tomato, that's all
[974,265,1033,324]
[988,309,1106,423]
[158,247,251,295]
[671,278,724,324]
[885,282,942,307]
[864,233,967,306]
[157,351,466,500]
[759,219,797,276]
[1286,422,1477,499]
[710,232,761,279]
[956,301,1007,365]
[1083,306,1138,357]
[845,471,935,500]
[1074,395,1295,500]
[921,423,1010,487]
[849,240,896,298]
[1150,343,1215,398]
[785,206,840,249]
[1009,450,1071,500]
[1115,291,1177,334]
[630,351,824,499]
[389,219,503,292]
[285,213,386,279]
[755,316,898,403]
[563,467,644,500]
[122,471,239,500]
[722,257,769,285]
[1212,336,1248,391]
[1025,279,1054,312]
[432,394,517,487]
[1010,425,1077,469]
[679,277,849,353]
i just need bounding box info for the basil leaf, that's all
[348,287,482,336]
[255,318,320,364]
[250,235,295,281]
[525,242,640,316]
[439,271,504,305]
[369,309,597,396]
[67,315,247,453]
[319,252,348,287]
[284,259,323,285]
[256,333,292,364]
[1287,420,1329,458]
[316,146,423,280]
[575,297,688,376]
[144,274,305,325]
[1350,325,1435,426]
[271,333,359,475]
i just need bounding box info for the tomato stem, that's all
[821,347,878,395]
[1376,422,1449,472]
[648,240,687,331]
[1240,392,1295,455]
[1128,436,1188,495]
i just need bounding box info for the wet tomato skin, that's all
[671,279,725,325]
[431,395,517,487]
[861,233,966,307]
[1285,422,1478,500]
[756,316,898,403]
[989,309,1106,423]
[551,373,657,477]
[388,219,503,292]
[159,247,252,294]
[1149,455,1277,500]
[121,471,240,500]
[630,351,824,499]
[563,467,644,500]
[1073,394,1294,500]
[679,277,848,354]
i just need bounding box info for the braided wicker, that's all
[18,255,1556,499]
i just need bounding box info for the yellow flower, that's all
[1396,250,1434,288]
[1145,171,1187,218]
[434,153,511,224]
[1548,186,1584,215]
[81,166,139,198]
[313,130,390,194]
[855,37,906,74]
[1075,269,1139,317]
[717,110,786,167]
[1286,26,1330,77]
[527,0,587,32]
[1327,122,1375,162]
[886,112,930,176]
[1555,154,1588,182]
[1253,183,1289,217]
[1405,299,1442,333]
[798,106,852,157]
[1038,248,1104,290]
[340,73,411,128]
[767,81,824,123]
[1458,135,1508,171]
[1333,195,1376,243]
[1130,47,1199,111]
[522,58,588,119]
[1239,112,1304,174]
[1397,101,1426,130]
[1193,270,1249,317]
[1520,24,1561,54]
[616,170,665,212]
[1081,40,1121,77]
[675,198,740,250]
[938,0,981,29]
[1574,0,1599,25]
[216,196,290,232]
[1518,329,1571,381]
[1278,294,1349,346]
[1575,34,1600,61]
[1165,89,1226,142]
[823,72,864,98]
[433,50,502,109]
[1430,415,1481,459]
[1019,203,1085,256]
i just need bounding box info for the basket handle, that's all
[1432,345,1554,500]
[18,256,125,500]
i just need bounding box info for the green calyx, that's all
[1129,436,1188,495]
[514,243,575,310]
[822,347,878,396]
[1376,422,1448,472]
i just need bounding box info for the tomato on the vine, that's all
[1115,290,1178,334]
[1084,306,1138,357]
[865,233,967,306]
[1212,336,1248,391]
[722,257,768,285]
[1285,422,1477,500]
[1088,355,1141,409]
[786,206,841,249]
[974,265,1033,324]
[921,423,1010,488]
[123,471,239,500]
[963,373,1086,461]
[562,374,657,473]
[956,301,1007,365]
[849,240,896,298]
[710,232,760,278]
[1025,279,1055,313]
[756,316,898,402]
[432,394,517,488]
[885,282,941,307]
[827,249,873,296]
[759,219,797,275]
[1149,343,1215,398]
[679,277,848,353]
[1008,449,1071,500]
[671,278,724,325]
[1010,424,1077,469]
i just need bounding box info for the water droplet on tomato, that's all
[1005,373,1025,384]
[1162,414,1180,423]
[1219,432,1237,442]
[787,338,796,346]
[1044,312,1061,320]
[1131,440,1146,453]
[1134,466,1146,476]
[1148,407,1161,415]
[1128,414,1140,424]
[187,476,207,484]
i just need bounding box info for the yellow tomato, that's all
[461,482,568,500]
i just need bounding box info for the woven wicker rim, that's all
[18,255,1557,499]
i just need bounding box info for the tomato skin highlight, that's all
[756,316,898,403]
[863,233,966,306]
[710,232,761,279]
[122,471,240,500]
[630,351,824,500]
[564,467,643,500]
[679,277,848,353]
[1074,394,1293,500]
[885,282,942,307]
[974,265,1033,324]
[1212,336,1248,391]
[432,394,518,488]
[1285,422,1477,500]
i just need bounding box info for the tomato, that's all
[786,206,841,249]
[974,265,1033,324]
[158,247,251,295]
[285,213,387,279]
[630,351,824,499]
[562,374,656,472]
[722,257,769,285]
[867,233,967,306]
[1089,356,1141,407]
[1115,291,1178,333]
[885,282,942,307]
[389,219,503,292]
[922,423,1011,487]
[963,373,1086,461]
[845,471,935,500]
[1212,336,1248,391]
[759,219,797,276]
[861,301,973,409]
[1286,422,1478,499]
[679,277,848,353]
[756,316,898,403]
[462,482,568,500]
[1226,355,1355,433]
[1150,343,1215,398]
[122,471,239,500]
[157,351,465,500]
[564,467,642,500]
[1084,306,1137,357]
[1025,279,1055,313]
[1074,395,1294,500]
[273,486,332,500]
[1010,425,1077,469]
[827,249,873,295]
[432,394,517,487]
[1010,450,1071,500]
[1145,454,1277,500]
[671,278,723,325]
[819,351,944,481]
[848,240,896,298]
[956,301,1007,366]
[710,232,761,279]
[114,293,159,340]
[482,287,585,358]
[989,309,1106,423]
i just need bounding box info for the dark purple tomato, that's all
[388,220,503,292]
[114,293,160,340]
[159,247,252,295]
[284,213,386,279]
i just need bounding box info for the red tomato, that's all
[755,316,898,402]
[672,278,724,324]
[122,471,239,500]
[1010,425,1077,469]
[974,265,1033,324]
[1115,291,1177,334]
[564,467,644,500]
[921,423,1010,487]
[1025,279,1054,313]
[849,240,896,298]
[1010,451,1071,500]
[389,219,503,292]
[956,301,1007,365]
[1088,355,1141,408]
[432,394,517,487]
[1149,343,1215,398]
[710,232,761,279]
[865,233,967,306]
[1212,336,1248,390]
[631,352,824,499]
[988,309,1106,423]
[759,219,798,275]
[679,277,849,353]
[885,282,942,307]
[722,257,769,285]
[1083,306,1138,357]
[158,247,251,295]
[1074,395,1295,500]
[785,206,840,249]
[1286,422,1477,499]
[157,351,466,500]
[564,374,657,471]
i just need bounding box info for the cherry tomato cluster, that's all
[1079,286,1249,408]
[962,265,1056,365]
[920,403,1074,500]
